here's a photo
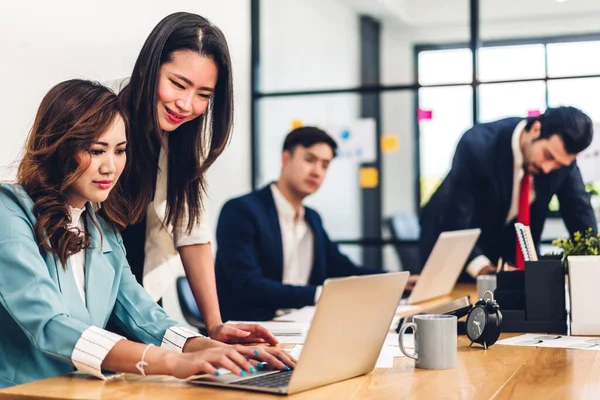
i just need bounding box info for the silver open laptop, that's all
[406,228,481,304]
[190,272,409,395]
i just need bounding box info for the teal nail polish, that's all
[240,370,247,377]
[285,366,291,371]
[214,371,220,376]
[253,350,260,355]
[256,363,264,370]
[250,366,257,374]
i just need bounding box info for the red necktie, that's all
[515,173,531,270]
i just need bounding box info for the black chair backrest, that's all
[176,276,207,333]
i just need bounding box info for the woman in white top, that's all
[116,12,275,344]
[0,79,293,388]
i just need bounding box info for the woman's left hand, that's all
[209,323,279,346]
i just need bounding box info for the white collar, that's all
[68,205,86,228]
[270,183,305,222]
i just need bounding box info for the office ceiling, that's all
[343,0,600,26]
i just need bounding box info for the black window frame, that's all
[415,32,600,217]
[250,0,600,258]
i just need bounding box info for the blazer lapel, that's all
[495,125,517,226]
[84,211,115,328]
[261,186,284,280]
[305,211,326,285]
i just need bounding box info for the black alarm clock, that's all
[466,290,502,349]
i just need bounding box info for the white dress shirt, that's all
[66,205,203,380]
[270,184,323,305]
[466,120,537,277]
[271,184,314,285]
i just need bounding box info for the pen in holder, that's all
[494,223,533,312]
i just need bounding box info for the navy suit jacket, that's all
[419,117,597,278]
[215,185,381,321]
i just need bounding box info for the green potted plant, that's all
[552,228,600,268]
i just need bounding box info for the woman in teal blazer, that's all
[0,80,294,388]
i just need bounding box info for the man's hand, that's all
[477,265,497,276]
[477,262,517,276]
[477,263,518,276]
[208,323,279,346]
[406,275,419,291]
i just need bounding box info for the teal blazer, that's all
[0,184,180,388]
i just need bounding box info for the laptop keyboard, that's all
[234,370,293,388]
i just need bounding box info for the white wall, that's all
[259,0,365,262]
[261,0,361,93]
[0,0,251,327]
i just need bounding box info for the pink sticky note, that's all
[527,109,541,117]
[418,108,433,122]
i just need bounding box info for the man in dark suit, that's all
[215,127,409,321]
[420,106,597,281]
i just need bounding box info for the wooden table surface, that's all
[2,284,598,400]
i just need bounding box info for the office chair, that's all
[176,276,208,335]
[388,212,423,275]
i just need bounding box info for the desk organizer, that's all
[494,256,567,333]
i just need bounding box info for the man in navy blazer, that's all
[215,127,394,321]
[419,106,597,281]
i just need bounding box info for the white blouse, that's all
[68,205,87,305]
[149,141,213,249]
[104,77,214,301]
[142,140,213,301]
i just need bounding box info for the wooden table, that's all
[2,284,599,400]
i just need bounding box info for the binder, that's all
[515,222,538,262]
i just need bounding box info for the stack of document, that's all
[274,305,418,324]
[225,321,309,336]
[273,307,316,323]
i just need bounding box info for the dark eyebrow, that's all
[95,141,127,146]
[306,151,333,163]
[173,74,214,92]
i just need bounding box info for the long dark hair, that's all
[119,12,234,232]
[17,79,130,266]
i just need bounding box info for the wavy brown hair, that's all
[17,79,130,267]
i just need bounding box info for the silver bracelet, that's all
[135,344,155,376]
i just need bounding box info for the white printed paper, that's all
[329,118,376,163]
[496,333,600,350]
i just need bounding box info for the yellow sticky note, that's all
[381,134,399,153]
[360,167,379,188]
[291,119,303,129]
